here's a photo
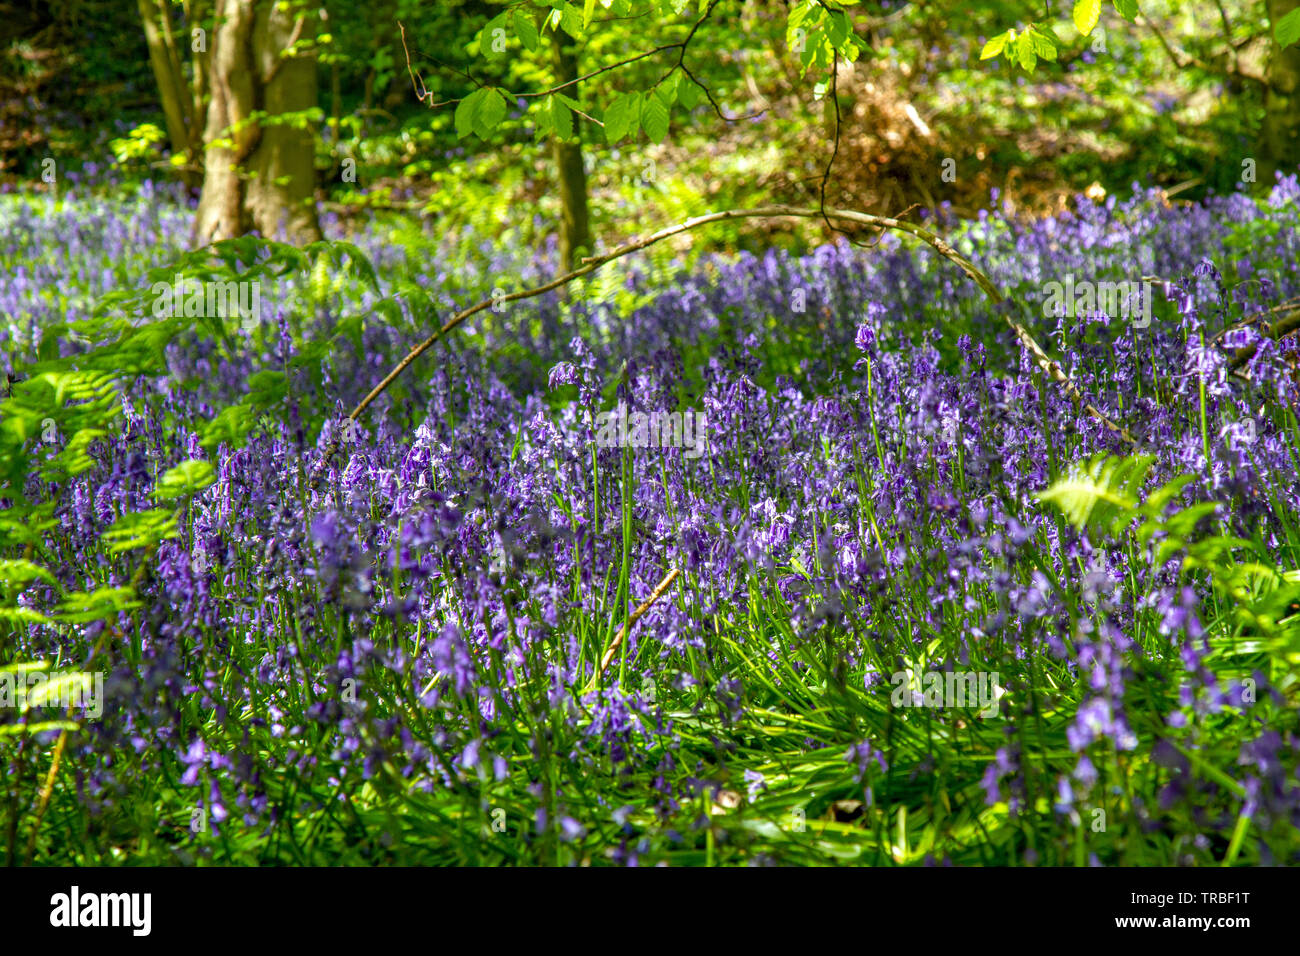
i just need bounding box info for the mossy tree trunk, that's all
[192,0,322,245]
[1262,0,1300,183]
[138,0,205,190]
[550,34,591,275]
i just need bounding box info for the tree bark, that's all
[192,0,322,246]
[1263,0,1300,183]
[186,0,212,187]
[138,0,198,187]
[550,35,591,275]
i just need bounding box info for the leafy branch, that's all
[983,0,1300,75]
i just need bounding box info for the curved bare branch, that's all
[311,204,1137,481]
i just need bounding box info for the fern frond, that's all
[1037,453,1155,533]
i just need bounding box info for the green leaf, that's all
[481,12,510,58]
[657,72,680,106]
[1015,31,1036,71]
[1142,474,1196,517]
[0,606,53,626]
[0,560,57,587]
[788,0,812,34]
[980,32,1009,60]
[0,660,51,676]
[101,510,179,553]
[559,2,584,38]
[37,333,59,363]
[1112,0,1139,22]
[1164,501,1220,539]
[454,89,483,139]
[1276,7,1300,48]
[678,77,700,110]
[57,586,141,623]
[550,95,573,139]
[801,24,828,71]
[532,100,554,140]
[155,459,215,500]
[474,88,507,139]
[603,91,640,144]
[1037,454,1156,534]
[455,87,507,140]
[202,404,257,450]
[1073,0,1102,35]
[641,93,670,142]
[0,720,80,737]
[22,670,96,711]
[512,9,540,50]
[1030,27,1058,60]
[55,428,110,479]
[826,9,850,48]
[304,239,379,290]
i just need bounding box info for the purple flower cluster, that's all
[5,174,1300,863]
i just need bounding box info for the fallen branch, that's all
[1143,280,1299,375]
[1225,304,1300,371]
[311,204,1137,481]
[584,567,680,693]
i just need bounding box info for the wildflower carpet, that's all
[2,175,1298,865]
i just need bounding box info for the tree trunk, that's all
[550,36,591,275]
[192,0,322,246]
[1263,0,1300,183]
[138,0,198,187]
[187,0,212,188]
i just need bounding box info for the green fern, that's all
[1041,454,1299,686]
[1036,453,1155,534]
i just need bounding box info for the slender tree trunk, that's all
[193,0,322,246]
[138,0,198,187]
[550,36,591,275]
[186,0,212,189]
[1263,0,1300,183]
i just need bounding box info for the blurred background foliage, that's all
[0,0,1285,255]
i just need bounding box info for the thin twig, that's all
[403,2,729,114]
[1161,178,1203,200]
[655,0,764,123]
[399,22,432,103]
[819,52,846,240]
[587,567,680,691]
